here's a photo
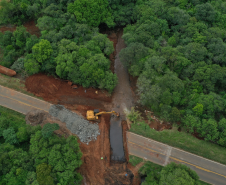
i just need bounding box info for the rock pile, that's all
[49,105,100,144]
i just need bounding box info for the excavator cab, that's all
[86,109,98,120]
[86,109,119,121]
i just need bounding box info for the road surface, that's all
[0,85,51,114]
[127,132,226,185]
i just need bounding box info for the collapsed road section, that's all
[49,104,100,144]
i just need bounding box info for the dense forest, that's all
[0,108,82,184]
[119,0,226,147]
[1,0,226,161]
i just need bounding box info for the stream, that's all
[110,29,135,162]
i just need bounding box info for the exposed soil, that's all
[134,103,172,131]
[25,73,112,110]
[107,31,118,73]
[79,114,133,185]
[0,20,40,37]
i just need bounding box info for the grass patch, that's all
[0,73,42,99]
[129,155,144,166]
[0,104,25,122]
[130,122,226,165]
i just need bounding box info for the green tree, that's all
[167,7,190,26]
[143,162,199,185]
[183,115,201,134]
[198,119,219,142]
[30,131,83,184]
[3,127,18,145]
[159,163,199,185]
[24,54,41,75]
[36,163,54,185]
[192,103,203,116]
[195,3,216,24]
[41,123,60,139]
[67,0,114,27]
[17,126,29,142]
[32,39,53,64]
[25,171,39,185]
[218,118,226,147]
[170,107,181,122]
[119,42,149,76]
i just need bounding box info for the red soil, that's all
[79,114,133,185]
[25,73,112,110]
[108,32,118,73]
[0,20,41,37]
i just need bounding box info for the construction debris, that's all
[49,105,100,144]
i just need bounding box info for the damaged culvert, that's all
[49,105,100,144]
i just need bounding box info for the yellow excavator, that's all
[86,109,120,121]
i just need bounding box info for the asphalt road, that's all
[0,85,51,114]
[127,132,226,185]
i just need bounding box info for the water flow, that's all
[110,29,135,161]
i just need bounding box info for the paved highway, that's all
[127,132,226,185]
[0,85,51,114]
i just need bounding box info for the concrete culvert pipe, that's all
[0,65,16,76]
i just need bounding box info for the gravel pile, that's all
[49,105,100,144]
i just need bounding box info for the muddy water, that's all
[110,29,135,161]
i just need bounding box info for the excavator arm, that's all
[96,111,119,117]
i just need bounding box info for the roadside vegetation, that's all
[129,155,143,166]
[0,105,82,184]
[0,73,43,98]
[129,155,209,185]
[127,109,226,165]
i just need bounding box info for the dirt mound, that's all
[25,109,48,125]
[25,73,112,109]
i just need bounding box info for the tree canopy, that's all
[142,162,200,185]
[0,110,83,185]
[119,0,226,147]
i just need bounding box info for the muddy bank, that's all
[112,30,135,116]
